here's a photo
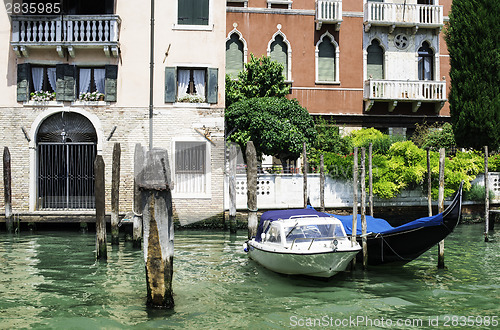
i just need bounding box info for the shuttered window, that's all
[318,37,336,82]
[367,40,384,80]
[175,142,207,194]
[226,34,244,78]
[164,66,218,104]
[17,63,31,102]
[56,64,76,101]
[270,35,288,79]
[178,0,209,26]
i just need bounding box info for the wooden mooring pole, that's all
[303,142,308,208]
[351,147,358,269]
[137,147,174,309]
[111,143,121,245]
[95,155,107,260]
[246,141,258,239]
[427,148,432,217]
[368,143,373,217]
[133,144,144,248]
[228,144,237,234]
[3,147,13,232]
[484,146,490,242]
[320,153,325,212]
[361,148,368,270]
[437,148,445,269]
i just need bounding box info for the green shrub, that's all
[412,122,457,152]
[314,117,353,154]
[464,183,495,201]
[488,154,500,172]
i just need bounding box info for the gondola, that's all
[323,182,463,265]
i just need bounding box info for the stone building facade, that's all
[1,0,226,225]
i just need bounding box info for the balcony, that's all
[364,2,443,33]
[316,0,342,30]
[364,79,447,113]
[11,15,121,58]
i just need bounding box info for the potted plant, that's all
[30,91,56,102]
[79,91,105,102]
[177,94,205,103]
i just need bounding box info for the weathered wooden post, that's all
[95,155,107,260]
[437,148,445,269]
[3,147,13,232]
[427,148,432,217]
[484,146,490,242]
[137,147,174,309]
[352,147,358,242]
[368,143,373,217]
[360,148,368,270]
[303,142,308,208]
[246,141,258,239]
[320,153,325,212]
[133,144,144,248]
[228,144,237,234]
[111,143,121,245]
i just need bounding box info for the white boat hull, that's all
[247,242,359,278]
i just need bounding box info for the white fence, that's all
[225,173,500,211]
[364,2,443,27]
[316,0,342,24]
[11,15,120,44]
[364,80,447,102]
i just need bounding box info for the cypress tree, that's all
[445,0,500,150]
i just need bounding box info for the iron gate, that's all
[38,142,96,209]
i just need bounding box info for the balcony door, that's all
[418,42,434,81]
[367,40,384,80]
[37,112,97,210]
[63,0,114,14]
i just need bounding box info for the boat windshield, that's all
[284,223,345,244]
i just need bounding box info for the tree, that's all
[226,97,316,166]
[225,54,290,108]
[445,0,500,150]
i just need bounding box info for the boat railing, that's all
[289,236,345,250]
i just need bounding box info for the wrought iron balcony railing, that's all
[364,79,447,112]
[364,2,443,33]
[11,15,121,58]
[316,0,342,30]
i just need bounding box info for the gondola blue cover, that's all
[256,207,445,240]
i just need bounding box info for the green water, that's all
[0,224,498,329]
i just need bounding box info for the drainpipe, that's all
[149,0,155,150]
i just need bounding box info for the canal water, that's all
[0,223,498,329]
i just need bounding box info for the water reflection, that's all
[0,224,498,328]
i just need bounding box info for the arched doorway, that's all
[37,112,97,209]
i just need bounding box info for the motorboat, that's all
[244,209,361,278]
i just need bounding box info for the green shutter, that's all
[193,0,209,25]
[17,63,30,102]
[165,67,177,103]
[56,64,76,101]
[207,68,218,104]
[105,65,118,102]
[318,39,335,81]
[64,65,76,101]
[178,0,193,25]
[367,42,384,80]
[270,36,288,79]
[226,35,244,78]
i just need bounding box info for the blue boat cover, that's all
[256,207,444,239]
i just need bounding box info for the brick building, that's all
[0,0,226,224]
[226,0,452,136]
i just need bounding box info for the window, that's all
[270,35,288,80]
[63,0,114,14]
[175,142,207,194]
[164,67,218,104]
[367,39,384,80]
[226,33,244,78]
[17,63,118,103]
[30,66,56,94]
[316,33,339,83]
[78,67,106,99]
[418,42,434,81]
[178,0,209,26]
